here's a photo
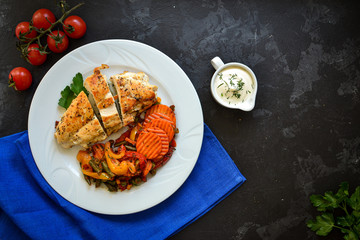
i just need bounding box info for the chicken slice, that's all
[109,71,158,126]
[84,64,123,135]
[54,91,107,148]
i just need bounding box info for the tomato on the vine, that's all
[8,67,32,91]
[32,9,56,30]
[15,22,37,41]
[63,15,86,39]
[47,30,69,53]
[27,43,47,65]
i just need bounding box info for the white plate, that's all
[28,40,203,215]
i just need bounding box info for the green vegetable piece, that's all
[58,86,75,109]
[307,212,334,236]
[101,161,115,178]
[89,159,101,174]
[70,72,88,95]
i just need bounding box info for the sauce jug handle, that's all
[211,56,224,70]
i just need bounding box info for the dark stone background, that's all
[0,0,359,239]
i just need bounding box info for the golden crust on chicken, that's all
[54,91,107,148]
[110,71,158,126]
[73,119,107,148]
[84,64,123,135]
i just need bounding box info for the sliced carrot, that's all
[144,118,175,142]
[142,160,153,177]
[91,143,105,160]
[144,112,174,125]
[142,127,169,162]
[136,132,162,159]
[125,137,136,146]
[145,104,176,126]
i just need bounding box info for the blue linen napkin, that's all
[0,124,245,240]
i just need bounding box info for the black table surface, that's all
[1,0,359,239]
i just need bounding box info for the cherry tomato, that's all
[27,43,47,65]
[8,67,32,91]
[63,15,86,39]
[47,30,69,53]
[15,22,37,41]
[32,9,56,30]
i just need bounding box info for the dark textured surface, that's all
[0,0,359,239]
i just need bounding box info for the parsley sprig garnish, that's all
[58,73,88,109]
[307,182,360,239]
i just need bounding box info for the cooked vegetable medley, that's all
[76,104,177,191]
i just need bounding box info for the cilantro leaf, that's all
[58,86,76,109]
[70,73,88,95]
[307,213,334,236]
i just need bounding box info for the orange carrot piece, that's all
[144,118,175,142]
[125,137,136,146]
[136,132,162,159]
[145,104,176,126]
[144,112,173,125]
[91,143,105,160]
[142,127,169,162]
[142,160,153,177]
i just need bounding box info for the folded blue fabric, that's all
[0,124,245,240]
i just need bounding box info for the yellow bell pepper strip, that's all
[105,141,125,159]
[77,150,91,164]
[80,156,111,180]
[105,142,131,176]
[77,149,111,180]
[129,125,138,141]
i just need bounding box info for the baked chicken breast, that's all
[54,91,107,148]
[110,71,158,126]
[84,64,123,135]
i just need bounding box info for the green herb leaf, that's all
[349,186,360,211]
[337,215,355,228]
[344,231,358,240]
[307,213,334,236]
[308,183,360,239]
[58,73,87,109]
[310,193,335,212]
[324,191,340,208]
[70,73,88,95]
[355,223,360,236]
[336,182,350,201]
[58,86,75,109]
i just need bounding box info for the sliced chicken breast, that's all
[54,91,107,148]
[84,64,123,135]
[109,71,158,126]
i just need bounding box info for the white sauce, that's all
[214,66,255,106]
